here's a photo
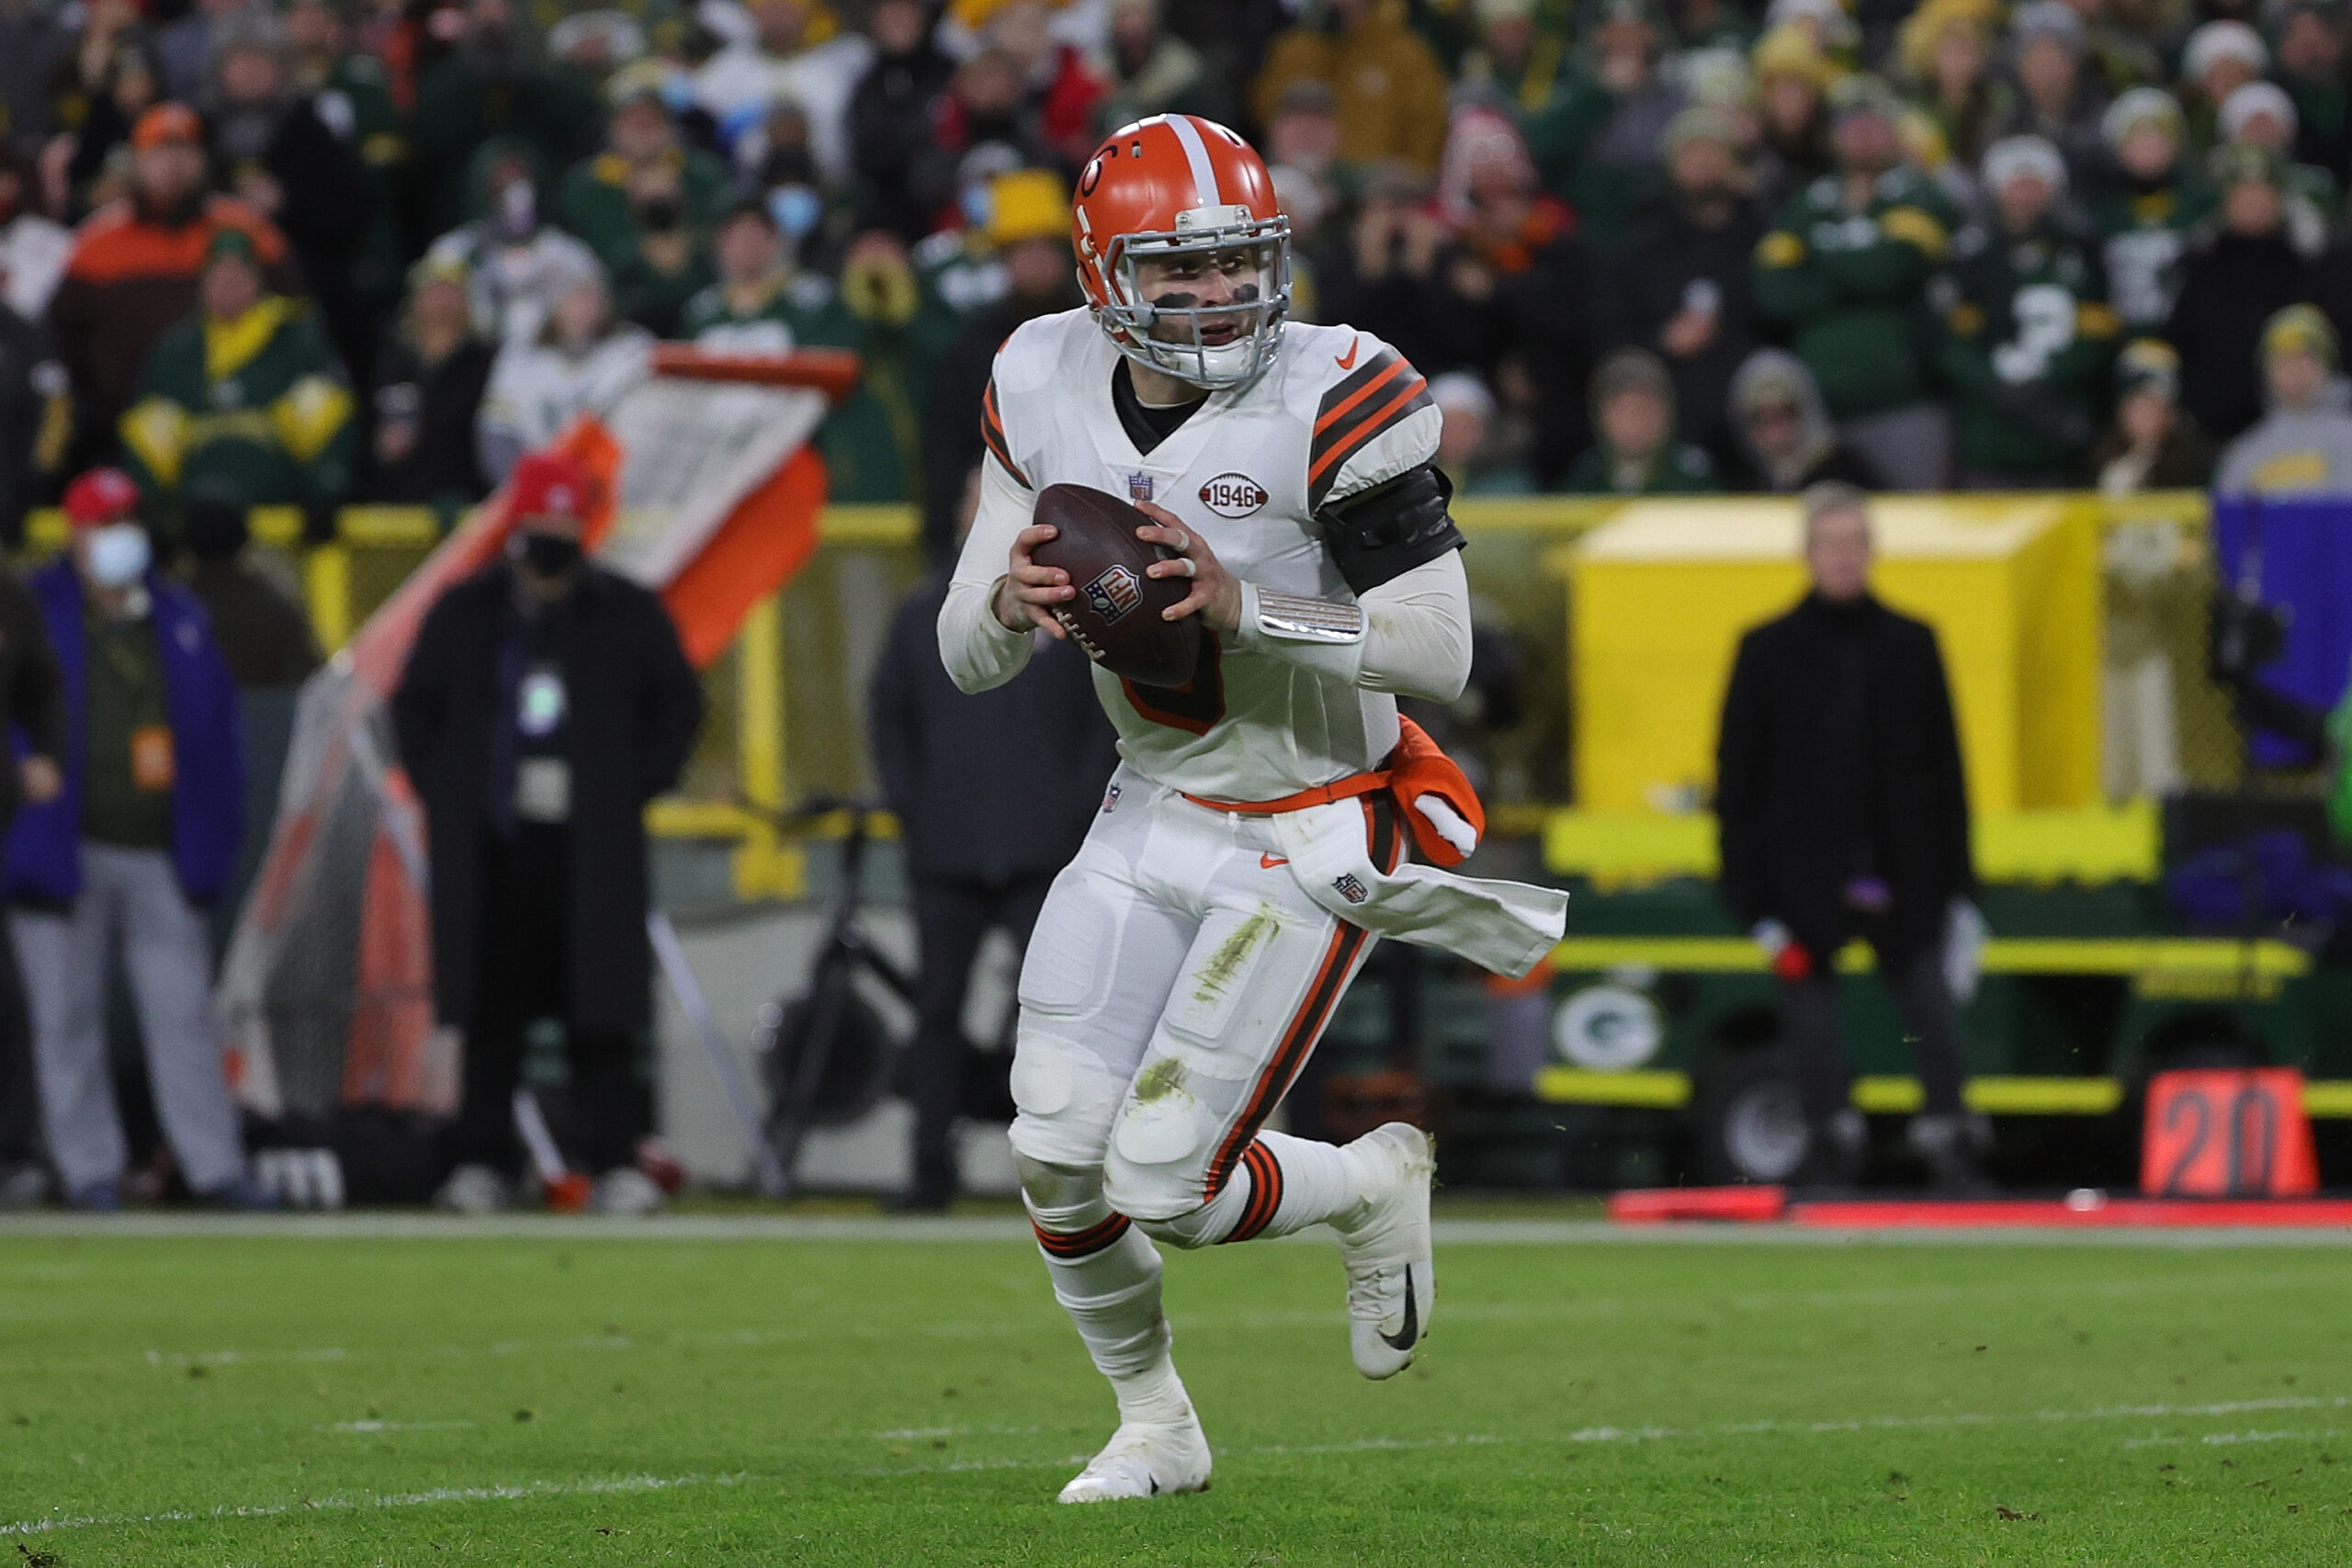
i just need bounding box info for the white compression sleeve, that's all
[937,458,1043,694]
[1235,550,1472,703]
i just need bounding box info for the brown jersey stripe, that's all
[980,381,1029,487]
[1314,350,1408,436]
[1307,374,1433,502]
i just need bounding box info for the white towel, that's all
[1268,798,1568,979]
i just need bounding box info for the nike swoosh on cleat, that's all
[1379,1265,1419,1351]
[1335,335,1359,369]
[1260,852,1289,868]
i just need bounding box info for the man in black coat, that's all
[1714,482,1986,1189]
[391,451,703,1211]
[1600,107,1765,470]
[869,464,1119,1210]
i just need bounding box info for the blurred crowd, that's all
[0,0,2339,578]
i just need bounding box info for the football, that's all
[1027,482,1202,687]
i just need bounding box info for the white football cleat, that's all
[1057,1416,1214,1504]
[1335,1122,1435,1380]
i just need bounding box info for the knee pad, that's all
[1014,1154,1108,1233]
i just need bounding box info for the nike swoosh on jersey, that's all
[1380,1264,1420,1351]
[1260,852,1289,869]
[1334,335,1359,369]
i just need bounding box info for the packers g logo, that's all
[1198,473,1268,518]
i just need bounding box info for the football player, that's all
[938,114,1566,1504]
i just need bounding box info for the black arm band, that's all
[1316,464,1466,594]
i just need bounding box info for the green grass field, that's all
[2,1214,2348,1565]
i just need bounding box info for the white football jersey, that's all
[978,308,1441,803]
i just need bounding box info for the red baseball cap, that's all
[62,468,141,527]
[507,451,593,524]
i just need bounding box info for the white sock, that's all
[1188,1132,1370,1246]
[1033,1209,1173,1384]
[1109,1347,1195,1428]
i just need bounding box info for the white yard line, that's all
[855,1395,2352,1476]
[0,1472,743,1540]
[0,1213,2348,1246]
[10,1393,2342,1535]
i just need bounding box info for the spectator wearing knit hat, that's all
[1748,23,1837,214]
[1602,104,1764,468]
[2217,82,2338,240]
[2167,145,2323,442]
[2089,87,2214,330]
[5,467,253,1213]
[2092,338,2214,494]
[1754,73,1962,489]
[392,449,702,1214]
[1938,134,2121,488]
[1726,346,1885,491]
[2178,20,2268,152]
[1564,347,1721,493]
[1988,3,2108,191]
[2216,306,2352,497]
[119,226,356,528]
[49,104,297,479]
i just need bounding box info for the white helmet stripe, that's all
[1163,114,1223,209]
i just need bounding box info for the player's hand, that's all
[991,523,1073,637]
[1135,502,1241,634]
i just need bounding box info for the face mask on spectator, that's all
[85,524,152,588]
[496,180,538,242]
[767,184,822,241]
[639,196,684,232]
[513,531,582,577]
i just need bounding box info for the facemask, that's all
[766,184,822,241]
[85,523,151,588]
[513,531,582,577]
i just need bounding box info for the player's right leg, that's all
[1007,777,1213,1502]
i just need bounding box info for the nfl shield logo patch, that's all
[1126,471,1155,503]
[1332,874,1371,906]
[1082,564,1144,624]
[1101,781,1123,813]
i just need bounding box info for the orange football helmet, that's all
[1071,114,1292,389]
